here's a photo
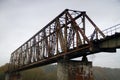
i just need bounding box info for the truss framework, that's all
[9,9,105,71]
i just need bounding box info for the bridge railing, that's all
[102,24,120,36]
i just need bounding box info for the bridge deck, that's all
[9,33,120,72]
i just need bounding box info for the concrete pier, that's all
[57,60,94,80]
[5,73,10,80]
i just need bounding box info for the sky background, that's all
[0,0,120,68]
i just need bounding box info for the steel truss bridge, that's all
[8,9,120,73]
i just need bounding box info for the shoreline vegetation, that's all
[0,63,120,80]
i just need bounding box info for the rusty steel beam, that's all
[8,9,106,72]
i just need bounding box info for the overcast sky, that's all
[0,0,120,68]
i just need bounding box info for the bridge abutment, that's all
[57,59,94,80]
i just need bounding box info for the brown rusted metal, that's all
[8,9,106,72]
[85,14,105,39]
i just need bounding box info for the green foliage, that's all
[0,63,9,80]
[22,68,46,80]
[93,67,120,80]
[21,65,57,80]
[0,63,120,80]
[0,63,9,72]
[0,72,5,80]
